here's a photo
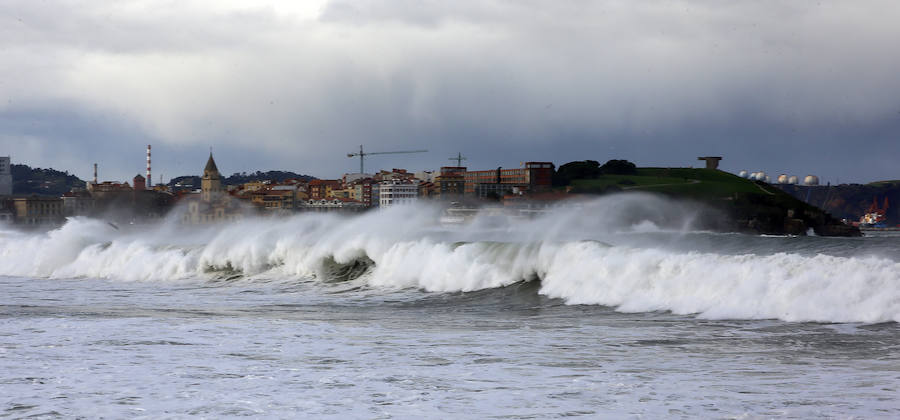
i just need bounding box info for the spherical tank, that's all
[777,174,788,184]
[755,171,766,181]
[803,175,819,186]
[788,176,799,184]
[738,170,749,178]
[764,175,771,183]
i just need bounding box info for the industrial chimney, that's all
[146,145,152,188]
[93,163,98,184]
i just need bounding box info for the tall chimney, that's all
[93,163,98,184]
[146,145,152,187]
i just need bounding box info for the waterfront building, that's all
[0,156,12,196]
[463,162,554,196]
[435,166,466,200]
[301,197,366,212]
[182,154,244,224]
[12,196,64,225]
[62,191,95,216]
[374,168,416,182]
[309,179,342,200]
[379,179,419,207]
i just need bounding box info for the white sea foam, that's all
[1,196,898,323]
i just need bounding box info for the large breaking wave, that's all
[1,194,898,323]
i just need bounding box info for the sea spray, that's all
[1,196,898,323]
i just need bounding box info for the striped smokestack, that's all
[146,145,152,187]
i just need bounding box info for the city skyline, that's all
[2,1,899,183]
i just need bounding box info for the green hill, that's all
[565,167,858,236]
[11,164,86,196]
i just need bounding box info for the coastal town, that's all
[0,147,562,226]
[0,148,896,235]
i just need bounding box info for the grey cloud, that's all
[1,1,899,183]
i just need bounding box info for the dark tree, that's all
[598,159,637,175]
[553,160,601,186]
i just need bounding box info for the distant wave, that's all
[1,197,898,323]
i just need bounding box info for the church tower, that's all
[201,153,223,202]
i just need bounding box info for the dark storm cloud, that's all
[1,1,899,183]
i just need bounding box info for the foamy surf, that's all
[1,197,898,323]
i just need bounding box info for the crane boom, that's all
[346,145,427,174]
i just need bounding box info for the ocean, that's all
[1,195,898,418]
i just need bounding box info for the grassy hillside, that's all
[566,168,858,236]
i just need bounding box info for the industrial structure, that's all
[449,152,467,167]
[146,145,152,188]
[346,145,427,174]
[697,156,722,170]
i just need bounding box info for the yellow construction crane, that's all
[347,145,427,174]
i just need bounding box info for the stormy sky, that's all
[1,1,899,184]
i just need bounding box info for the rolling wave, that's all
[0,198,898,323]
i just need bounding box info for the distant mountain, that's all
[223,171,316,185]
[11,164,86,196]
[167,171,316,190]
[776,181,900,226]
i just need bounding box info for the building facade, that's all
[13,196,64,225]
[0,157,11,196]
[301,197,366,212]
[463,162,554,195]
[435,166,466,200]
[183,154,244,224]
[309,180,342,200]
[379,179,419,207]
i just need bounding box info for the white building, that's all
[414,170,435,183]
[0,156,11,196]
[301,198,365,212]
[379,179,419,207]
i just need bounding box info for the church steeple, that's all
[201,153,223,202]
[203,153,220,179]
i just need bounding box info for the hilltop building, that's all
[698,156,722,170]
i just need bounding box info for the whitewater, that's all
[2,194,899,418]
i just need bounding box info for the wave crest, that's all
[1,199,898,323]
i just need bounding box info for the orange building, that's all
[463,162,554,196]
[308,180,342,200]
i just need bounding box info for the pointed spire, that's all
[204,153,219,174]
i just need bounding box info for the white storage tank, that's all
[788,176,799,185]
[738,170,749,178]
[803,175,820,186]
[777,174,789,184]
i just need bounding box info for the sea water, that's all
[1,195,898,418]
